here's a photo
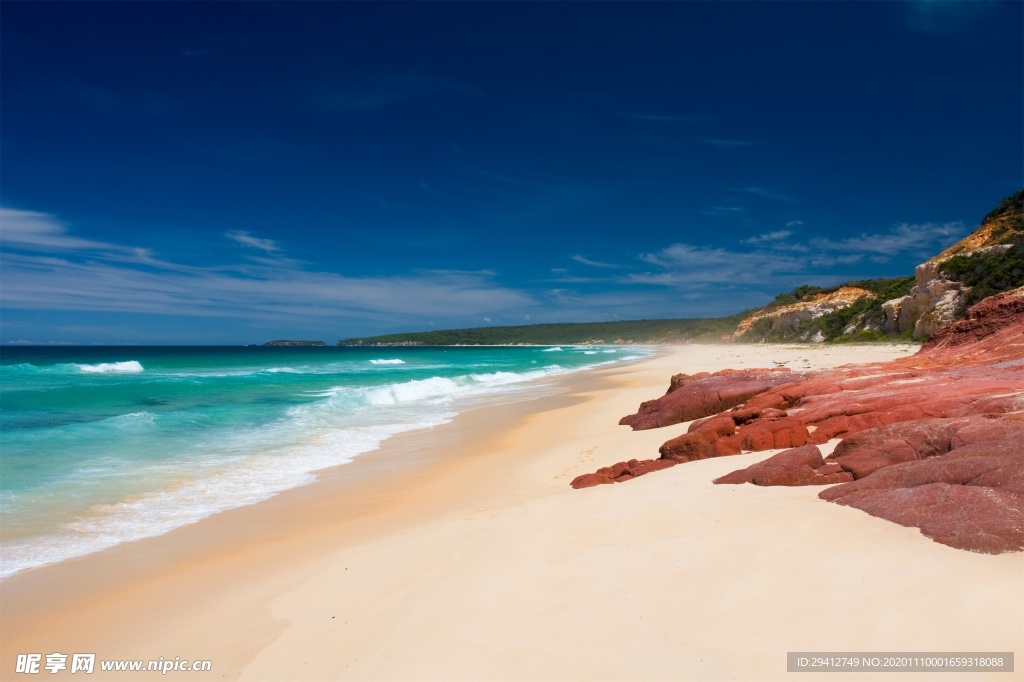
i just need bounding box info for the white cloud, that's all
[0,207,122,252]
[743,230,793,244]
[226,230,279,252]
[0,207,534,326]
[703,205,745,216]
[785,220,804,227]
[571,254,620,269]
[633,243,804,285]
[810,222,964,259]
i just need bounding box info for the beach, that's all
[2,343,1021,681]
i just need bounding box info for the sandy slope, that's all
[2,344,1020,681]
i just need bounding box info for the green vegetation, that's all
[940,245,1024,311]
[335,192,1022,347]
[736,277,915,344]
[338,314,748,346]
[763,285,827,308]
[262,340,327,347]
[982,188,1024,224]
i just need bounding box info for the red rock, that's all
[667,371,712,394]
[570,472,614,489]
[574,290,1024,553]
[569,457,676,488]
[619,368,800,430]
[715,444,855,486]
[817,414,1024,552]
[923,287,1024,352]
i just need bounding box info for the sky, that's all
[1,1,1022,345]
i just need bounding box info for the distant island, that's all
[336,189,1023,347]
[262,340,327,347]
[337,315,745,346]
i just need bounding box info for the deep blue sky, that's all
[1,1,1021,344]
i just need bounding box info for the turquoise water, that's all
[0,345,646,577]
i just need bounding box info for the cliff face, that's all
[882,190,1023,339]
[736,189,1024,344]
[733,287,875,342]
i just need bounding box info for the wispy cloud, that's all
[226,230,279,253]
[0,206,534,326]
[703,205,746,217]
[809,222,964,260]
[785,220,805,227]
[743,230,793,244]
[571,254,621,269]
[631,243,806,287]
[1,207,129,253]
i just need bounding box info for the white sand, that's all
[3,344,1021,681]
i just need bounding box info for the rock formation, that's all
[571,287,1024,553]
[732,286,876,342]
[619,368,800,430]
[883,189,1023,339]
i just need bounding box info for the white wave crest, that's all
[541,347,563,352]
[76,361,144,374]
[370,359,406,365]
[0,421,436,578]
[363,376,463,405]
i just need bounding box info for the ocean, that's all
[0,344,648,578]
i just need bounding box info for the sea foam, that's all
[76,361,144,374]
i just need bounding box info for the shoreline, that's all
[0,346,655,577]
[3,343,1021,681]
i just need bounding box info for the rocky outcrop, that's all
[619,368,800,430]
[881,271,965,340]
[714,444,853,486]
[715,415,1024,553]
[882,189,1023,339]
[572,289,1024,553]
[733,287,875,341]
[570,458,677,489]
[819,415,1024,554]
[922,286,1024,351]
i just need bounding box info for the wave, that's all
[2,361,145,375]
[541,346,563,352]
[0,420,436,578]
[370,359,406,365]
[354,365,565,406]
[76,361,144,374]
[0,349,649,578]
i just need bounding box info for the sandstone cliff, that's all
[732,286,877,342]
[882,189,1023,339]
[735,189,1023,344]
